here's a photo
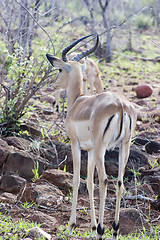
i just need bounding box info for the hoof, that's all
[92,225,97,231]
[68,222,76,232]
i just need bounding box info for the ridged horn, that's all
[72,34,99,62]
[61,34,93,62]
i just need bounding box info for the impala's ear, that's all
[46,54,64,68]
[64,64,72,73]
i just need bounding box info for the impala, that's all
[69,53,103,94]
[54,54,103,111]
[46,34,137,240]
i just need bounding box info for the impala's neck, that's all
[66,64,83,112]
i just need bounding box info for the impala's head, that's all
[46,34,99,90]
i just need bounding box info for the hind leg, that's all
[112,140,131,240]
[95,148,108,240]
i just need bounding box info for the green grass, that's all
[57,225,160,239]
[0,213,44,240]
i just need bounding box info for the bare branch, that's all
[99,5,151,37]
[14,0,55,54]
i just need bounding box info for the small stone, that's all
[27,227,51,240]
[135,84,153,98]
[0,192,17,204]
[28,212,57,229]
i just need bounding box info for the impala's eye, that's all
[59,69,62,73]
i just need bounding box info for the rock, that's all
[105,147,149,178]
[40,95,56,105]
[40,169,86,193]
[27,227,51,240]
[119,208,147,235]
[0,202,8,214]
[133,137,160,154]
[4,136,57,164]
[0,173,26,194]
[21,124,42,137]
[17,182,63,207]
[145,141,160,154]
[28,213,57,229]
[135,183,154,197]
[144,175,160,194]
[52,142,149,179]
[0,138,13,167]
[0,192,17,204]
[149,109,160,123]
[3,148,48,180]
[135,84,153,98]
[4,136,31,151]
[151,197,160,211]
[151,179,160,210]
[135,99,148,106]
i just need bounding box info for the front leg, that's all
[87,150,97,230]
[68,141,81,231]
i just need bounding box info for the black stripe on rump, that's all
[115,113,123,140]
[103,115,115,138]
[129,115,132,131]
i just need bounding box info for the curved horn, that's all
[72,34,99,62]
[62,34,93,62]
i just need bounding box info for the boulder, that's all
[135,84,153,98]
[17,181,63,207]
[4,136,31,151]
[51,142,149,179]
[0,173,26,194]
[104,147,149,178]
[40,169,86,193]
[3,148,48,180]
[119,208,147,235]
[4,136,57,164]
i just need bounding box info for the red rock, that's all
[135,84,153,98]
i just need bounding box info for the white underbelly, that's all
[75,121,93,151]
[79,139,93,151]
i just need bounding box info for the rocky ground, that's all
[0,79,160,239]
[0,33,160,239]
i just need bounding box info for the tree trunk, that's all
[99,0,112,62]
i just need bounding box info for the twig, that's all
[151,214,160,223]
[124,195,155,203]
[14,0,55,54]
[58,155,68,167]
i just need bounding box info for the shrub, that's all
[0,41,51,136]
[136,14,152,30]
